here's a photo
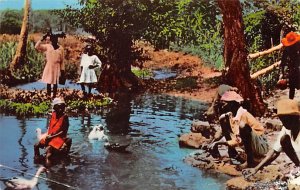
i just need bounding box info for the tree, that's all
[62,0,157,92]
[0,10,22,34]
[217,0,265,116]
[10,0,30,73]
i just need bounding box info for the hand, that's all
[88,65,96,69]
[279,74,284,79]
[41,34,48,41]
[242,168,257,180]
[207,142,216,150]
[45,135,51,144]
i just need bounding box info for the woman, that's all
[34,97,71,166]
[35,32,65,98]
[78,45,102,96]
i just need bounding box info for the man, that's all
[209,91,269,169]
[279,31,300,99]
[243,99,300,179]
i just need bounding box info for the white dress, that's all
[79,54,102,83]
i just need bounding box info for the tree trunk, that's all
[98,64,142,93]
[217,0,265,116]
[10,0,30,72]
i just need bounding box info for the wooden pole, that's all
[248,44,283,59]
[250,61,281,79]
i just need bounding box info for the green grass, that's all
[131,68,152,78]
[0,97,113,117]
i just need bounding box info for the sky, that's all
[0,0,79,10]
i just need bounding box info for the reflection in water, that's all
[106,93,131,134]
[18,118,28,170]
[0,94,229,190]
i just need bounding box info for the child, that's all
[78,45,102,96]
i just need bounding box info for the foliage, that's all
[60,0,223,72]
[0,99,51,117]
[131,68,152,78]
[67,97,113,113]
[64,62,79,80]
[0,40,44,85]
[243,1,300,92]
[148,0,223,69]
[0,10,22,34]
[60,0,154,72]
[0,9,76,34]
[0,97,112,117]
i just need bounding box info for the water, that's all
[15,79,99,94]
[0,93,228,190]
[153,69,177,80]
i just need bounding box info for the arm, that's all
[94,56,102,68]
[46,131,64,139]
[89,56,102,69]
[35,36,47,52]
[243,149,280,179]
[47,116,69,139]
[208,136,230,150]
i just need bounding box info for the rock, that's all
[288,177,300,190]
[217,164,241,176]
[191,120,215,139]
[179,132,207,149]
[226,176,253,190]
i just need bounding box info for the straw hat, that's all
[220,91,244,103]
[281,32,300,47]
[52,97,65,106]
[274,99,300,117]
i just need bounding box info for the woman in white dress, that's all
[79,45,102,95]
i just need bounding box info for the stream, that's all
[1,76,229,190]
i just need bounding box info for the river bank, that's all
[140,45,300,189]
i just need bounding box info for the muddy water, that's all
[0,93,228,190]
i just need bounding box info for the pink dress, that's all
[35,41,64,84]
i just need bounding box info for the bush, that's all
[0,40,44,85]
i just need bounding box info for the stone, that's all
[179,132,207,149]
[191,120,215,139]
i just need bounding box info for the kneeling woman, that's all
[34,97,71,166]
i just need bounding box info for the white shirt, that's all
[273,126,300,154]
[80,54,102,68]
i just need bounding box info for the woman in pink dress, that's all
[35,33,65,98]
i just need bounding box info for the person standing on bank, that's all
[78,45,102,96]
[35,31,65,98]
[278,31,300,99]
